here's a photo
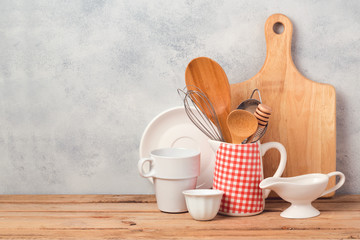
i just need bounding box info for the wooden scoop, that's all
[185,57,232,143]
[227,110,258,144]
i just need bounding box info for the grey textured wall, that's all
[0,0,358,194]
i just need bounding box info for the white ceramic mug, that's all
[138,148,200,213]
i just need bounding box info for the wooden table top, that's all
[0,194,359,239]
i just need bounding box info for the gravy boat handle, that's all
[320,171,346,197]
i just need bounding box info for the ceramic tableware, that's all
[209,139,287,216]
[259,171,345,218]
[138,148,200,213]
[183,189,224,221]
[139,106,215,189]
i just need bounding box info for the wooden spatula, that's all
[185,57,232,143]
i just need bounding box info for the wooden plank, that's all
[0,194,357,204]
[0,228,358,240]
[0,208,360,232]
[0,202,357,213]
[0,203,158,212]
[0,211,358,229]
[0,195,358,239]
[0,197,359,212]
[0,209,358,228]
[0,229,359,240]
[0,206,358,220]
[0,195,156,203]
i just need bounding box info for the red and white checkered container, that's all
[210,140,287,216]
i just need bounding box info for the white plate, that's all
[139,106,215,189]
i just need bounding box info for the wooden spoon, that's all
[185,57,232,142]
[227,110,258,144]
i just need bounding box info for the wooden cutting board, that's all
[231,14,336,197]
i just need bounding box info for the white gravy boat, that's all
[260,171,345,218]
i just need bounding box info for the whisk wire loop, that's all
[177,86,224,142]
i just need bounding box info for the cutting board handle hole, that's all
[273,22,284,34]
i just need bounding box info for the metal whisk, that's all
[177,86,224,142]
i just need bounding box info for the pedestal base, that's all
[280,203,320,219]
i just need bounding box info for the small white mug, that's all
[138,148,200,213]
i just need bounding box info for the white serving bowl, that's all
[183,189,224,221]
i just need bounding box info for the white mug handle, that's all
[320,171,345,197]
[138,157,156,178]
[260,142,287,198]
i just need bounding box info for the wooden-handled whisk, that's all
[246,104,272,143]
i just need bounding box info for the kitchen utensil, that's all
[246,104,272,143]
[139,106,216,189]
[183,189,224,221]
[185,57,232,143]
[177,87,224,142]
[227,110,258,144]
[230,14,336,197]
[260,171,345,218]
[138,148,200,213]
[209,139,287,216]
[237,88,262,114]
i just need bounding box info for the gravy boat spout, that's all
[259,177,288,193]
[260,172,345,219]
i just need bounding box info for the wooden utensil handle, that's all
[218,113,232,143]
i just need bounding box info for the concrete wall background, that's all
[0,0,358,194]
